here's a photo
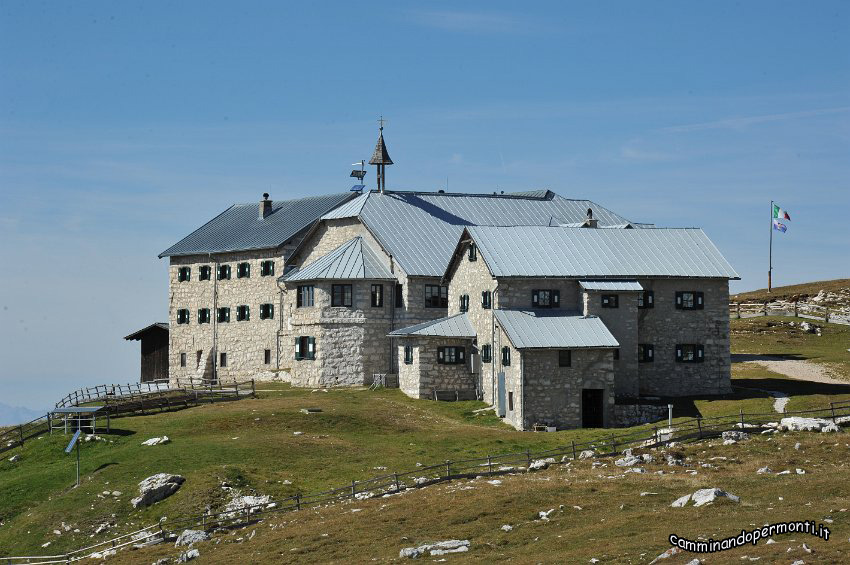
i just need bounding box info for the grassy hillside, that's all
[732,278,850,303]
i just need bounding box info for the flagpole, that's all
[768,200,773,293]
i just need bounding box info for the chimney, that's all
[259,193,272,219]
[583,207,598,228]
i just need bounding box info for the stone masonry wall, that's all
[396,337,476,399]
[583,290,640,398]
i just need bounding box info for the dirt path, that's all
[732,354,847,385]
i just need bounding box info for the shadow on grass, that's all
[732,353,809,362]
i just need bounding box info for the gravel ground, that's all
[732,354,847,385]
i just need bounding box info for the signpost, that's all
[65,429,82,487]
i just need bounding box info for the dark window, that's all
[638,290,654,309]
[395,283,403,307]
[217,307,230,323]
[559,350,572,367]
[177,267,191,282]
[468,244,477,261]
[199,266,211,281]
[196,350,202,368]
[296,285,314,307]
[217,265,231,280]
[198,308,211,324]
[294,336,316,360]
[639,344,654,363]
[675,291,704,310]
[437,346,466,365]
[532,289,560,308]
[404,345,413,365]
[260,260,275,277]
[219,352,227,368]
[237,262,250,278]
[371,284,384,307]
[501,346,511,366]
[601,294,619,308]
[482,290,492,309]
[259,303,274,319]
[236,305,250,321]
[177,309,190,324]
[676,344,704,363]
[481,344,492,363]
[613,349,620,360]
[264,349,271,365]
[332,284,353,307]
[459,294,469,312]
[508,391,514,412]
[180,352,186,367]
[425,285,448,308]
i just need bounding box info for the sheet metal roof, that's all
[323,190,635,277]
[159,192,355,257]
[579,280,643,291]
[124,322,169,341]
[284,237,395,282]
[495,310,619,349]
[467,226,739,279]
[388,313,477,338]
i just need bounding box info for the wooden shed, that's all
[124,323,169,383]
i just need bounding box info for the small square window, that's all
[236,262,250,278]
[218,265,231,280]
[180,352,186,367]
[264,349,271,365]
[371,284,384,307]
[481,344,492,363]
[295,336,316,360]
[559,350,571,367]
[404,345,413,365]
[468,244,477,261]
[459,294,469,312]
[638,290,654,309]
[508,391,514,412]
[532,289,559,308]
[217,307,230,323]
[199,266,211,281]
[332,284,353,307]
[676,344,704,363]
[437,346,465,365]
[177,309,190,324]
[297,285,314,307]
[260,260,275,277]
[613,349,620,361]
[639,344,654,363]
[501,346,511,366]
[260,303,274,319]
[177,267,191,282]
[219,352,227,368]
[395,283,403,307]
[425,285,448,308]
[601,294,619,308]
[236,305,250,321]
[481,290,492,309]
[675,291,704,310]
[198,308,211,324]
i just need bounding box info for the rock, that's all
[222,493,273,518]
[141,436,170,446]
[649,546,681,563]
[666,455,684,466]
[578,450,595,459]
[400,540,470,558]
[111,491,122,497]
[538,508,555,520]
[486,479,502,485]
[177,548,200,562]
[779,417,837,432]
[685,560,701,565]
[175,529,210,547]
[757,466,773,474]
[615,455,641,467]
[722,431,749,441]
[89,548,116,559]
[641,454,654,463]
[722,439,737,445]
[8,454,21,463]
[795,442,801,450]
[529,457,556,470]
[671,493,692,508]
[672,488,740,507]
[293,431,304,436]
[131,474,185,509]
[625,467,646,473]
[796,468,806,474]
[501,524,513,532]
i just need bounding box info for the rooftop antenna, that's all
[350,160,366,192]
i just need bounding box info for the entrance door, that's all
[582,389,604,428]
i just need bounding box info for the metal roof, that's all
[327,191,635,277]
[124,322,169,341]
[388,313,477,338]
[579,280,643,291]
[321,192,371,220]
[284,237,395,282]
[494,310,620,349]
[159,192,355,257]
[51,406,106,414]
[467,226,739,279]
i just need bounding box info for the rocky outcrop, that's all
[671,488,739,508]
[130,474,185,509]
[175,529,210,547]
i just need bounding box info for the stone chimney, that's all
[583,207,598,228]
[259,193,272,219]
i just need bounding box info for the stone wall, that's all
[614,403,669,428]
[396,337,476,399]
[583,290,640,398]
[497,279,582,311]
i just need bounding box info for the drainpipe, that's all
[519,350,525,430]
[211,254,218,385]
[491,282,500,406]
[276,276,286,375]
[389,255,396,374]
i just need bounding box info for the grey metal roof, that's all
[388,313,477,338]
[328,190,635,277]
[284,237,395,282]
[494,310,619,349]
[159,192,355,257]
[124,322,169,341]
[467,226,739,279]
[579,280,643,291]
[321,192,370,220]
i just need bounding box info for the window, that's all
[639,344,654,363]
[481,344,492,363]
[532,289,560,308]
[371,284,384,307]
[259,303,274,319]
[332,284,353,307]
[196,350,203,368]
[404,345,413,365]
[601,294,619,308]
[613,349,620,360]
[559,350,572,367]
[437,346,466,365]
[294,336,316,360]
[501,346,511,366]
[638,290,654,309]
[260,260,275,277]
[676,344,704,363]
[198,308,211,324]
[177,267,191,282]
[296,285,314,307]
[264,349,271,365]
[219,352,227,368]
[236,262,250,278]
[217,265,231,280]
[395,283,403,307]
[180,352,186,367]
[459,294,469,312]
[236,305,250,321]
[177,309,190,324]
[508,391,514,412]
[199,266,211,281]
[468,244,477,261]
[675,291,704,310]
[425,285,448,308]
[482,290,492,309]
[217,307,230,323]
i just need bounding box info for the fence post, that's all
[653,425,658,445]
[394,473,400,491]
[763,301,768,316]
[830,403,837,424]
[445,460,451,479]
[296,493,301,511]
[526,449,531,467]
[610,433,616,454]
[571,440,577,461]
[251,379,256,397]
[487,455,493,473]
[736,303,741,319]
[825,309,830,323]
[351,480,356,498]
[697,417,702,439]
[740,409,745,429]
[794,301,799,317]
[19,425,24,445]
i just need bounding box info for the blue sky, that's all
[1,1,848,410]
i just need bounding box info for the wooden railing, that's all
[730,300,850,325]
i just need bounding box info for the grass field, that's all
[732,278,850,303]
[1,316,849,560]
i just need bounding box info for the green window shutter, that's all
[696,292,705,310]
[675,345,683,362]
[697,345,704,362]
[675,292,683,309]
[532,290,539,305]
[458,348,465,362]
[437,347,445,363]
[553,290,560,307]
[307,337,316,359]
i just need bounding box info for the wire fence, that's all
[5,398,850,564]
[730,300,850,325]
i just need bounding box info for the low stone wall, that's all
[614,403,669,428]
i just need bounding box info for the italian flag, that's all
[773,204,791,221]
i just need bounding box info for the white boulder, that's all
[671,488,740,507]
[615,455,641,467]
[578,450,595,459]
[400,539,470,558]
[177,549,200,562]
[175,529,210,547]
[141,436,170,446]
[721,431,749,441]
[528,457,556,470]
[131,474,185,509]
[779,417,839,432]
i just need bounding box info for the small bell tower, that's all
[369,116,393,193]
